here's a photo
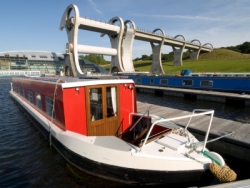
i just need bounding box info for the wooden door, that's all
[86,84,120,136]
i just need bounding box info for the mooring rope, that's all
[192,131,234,148]
[184,153,206,165]
[48,77,61,146]
[181,131,237,182]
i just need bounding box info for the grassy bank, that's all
[102,49,250,74]
[134,49,250,74]
[134,59,250,74]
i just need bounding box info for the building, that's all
[0,51,108,75]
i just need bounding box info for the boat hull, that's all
[10,92,213,186]
[128,75,250,94]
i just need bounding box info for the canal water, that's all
[0,78,249,187]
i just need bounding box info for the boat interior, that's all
[120,114,174,147]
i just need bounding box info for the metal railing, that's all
[139,109,214,152]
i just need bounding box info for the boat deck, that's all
[137,101,250,162]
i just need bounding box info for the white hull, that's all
[10,90,213,184]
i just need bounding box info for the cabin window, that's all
[90,88,103,121]
[150,79,154,84]
[200,80,213,87]
[106,86,117,118]
[182,80,193,86]
[135,78,142,84]
[18,87,21,95]
[36,93,42,110]
[160,79,168,85]
[45,97,55,118]
[28,91,33,103]
[22,88,25,97]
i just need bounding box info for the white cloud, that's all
[87,0,104,16]
[205,17,250,35]
[133,14,221,21]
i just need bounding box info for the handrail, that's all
[128,112,161,126]
[139,109,214,152]
[129,105,152,131]
[184,109,214,152]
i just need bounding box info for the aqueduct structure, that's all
[60,4,213,77]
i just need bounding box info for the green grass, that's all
[102,49,250,74]
[134,59,250,75]
[134,49,250,74]
[199,48,250,60]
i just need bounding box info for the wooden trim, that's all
[86,84,120,136]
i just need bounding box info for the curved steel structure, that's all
[203,43,214,50]
[121,20,136,72]
[189,39,202,60]
[172,35,186,66]
[59,4,213,76]
[150,28,165,74]
[107,17,125,73]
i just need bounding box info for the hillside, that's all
[222,41,250,54]
[199,48,250,60]
[132,49,250,74]
[101,48,250,74]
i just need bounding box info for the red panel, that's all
[63,87,87,135]
[12,78,136,136]
[151,125,171,135]
[119,84,137,132]
[12,78,66,130]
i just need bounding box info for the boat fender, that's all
[203,151,237,183]
[209,162,237,183]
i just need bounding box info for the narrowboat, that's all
[121,70,250,94]
[9,75,226,186]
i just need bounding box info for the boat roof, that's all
[13,76,134,89]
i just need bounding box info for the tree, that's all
[133,57,140,61]
[79,54,110,65]
[239,42,250,53]
[141,54,150,60]
[222,41,250,54]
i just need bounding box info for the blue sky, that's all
[0,0,249,60]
